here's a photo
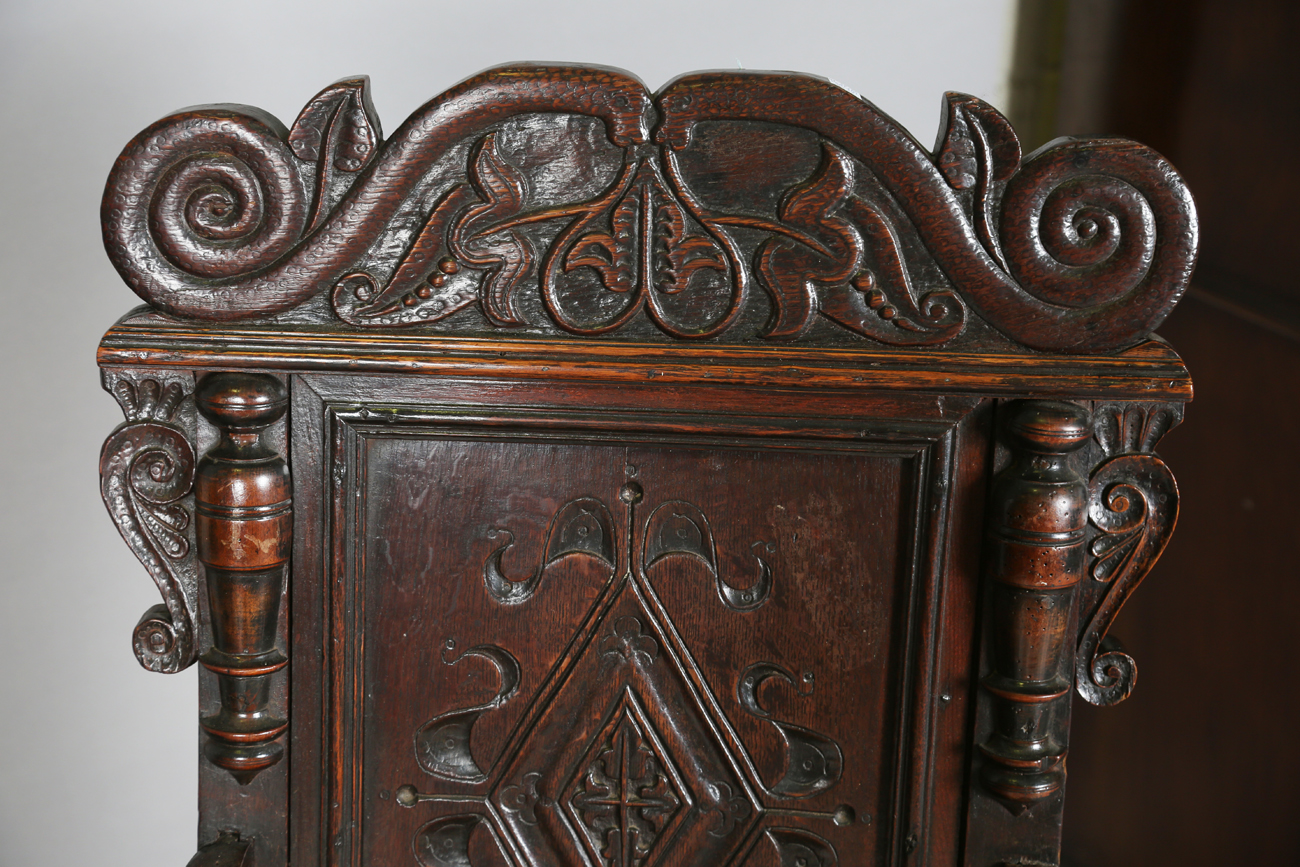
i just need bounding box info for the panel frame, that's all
[288,373,990,867]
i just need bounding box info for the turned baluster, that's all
[194,373,291,784]
[980,400,1090,810]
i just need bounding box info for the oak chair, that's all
[97,64,1195,867]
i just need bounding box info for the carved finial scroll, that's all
[1077,403,1181,706]
[100,375,199,674]
[981,400,1091,810]
[102,65,1196,353]
[194,372,291,784]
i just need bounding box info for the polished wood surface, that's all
[96,64,1196,866]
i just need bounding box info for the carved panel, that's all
[102,65,1196,353]
[320,407,957,867]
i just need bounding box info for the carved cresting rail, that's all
[97,64,1195,867]
[101,65,1194,350]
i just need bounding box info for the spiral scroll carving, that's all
[100,380,198,673]
[1077,405,1180,706]
[1001,140,1177,310]
[102,66,652,320]
[102,66,1196,351]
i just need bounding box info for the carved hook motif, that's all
[415,642,522,782]
[737,662,844,798]
[643,500,773,611]
[483,497,616,604]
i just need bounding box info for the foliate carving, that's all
[563,692,687,867]
[643,501,772,611]
[498,772,545,826]
[753,143,965,342]
[1077,403,1181,706]
[104,65,1196,352]
[416,642,521,782]
[484,497,616,604]
[737,663,844,798]
[485,487,772,611]
[600,617,660,666]
[100,376,198,674]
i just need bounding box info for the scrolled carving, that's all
[737,663,843,798]
[643,500,772,611]
[100,377,198,673]
[656,71,1196,351]
[103,66,1196,352]
[103,66,652,320]
[484,497,616,604]
[1077,403,1181,706]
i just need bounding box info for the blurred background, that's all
[0,0,1294,864]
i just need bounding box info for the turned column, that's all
[980,400,1090,810]
[195,373,291,784]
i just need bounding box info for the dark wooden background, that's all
[1009,0,1300,863]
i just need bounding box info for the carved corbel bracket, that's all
[981,400,1091,811]
[100,372,200,673]
[194,372,292,784]
[1076,403,1182,706]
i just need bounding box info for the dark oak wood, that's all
[95,64,1196,867]
[194,372,292,784]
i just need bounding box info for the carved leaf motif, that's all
[936,93,1020,190]
[758,143,966,343]
[643,501,772,611]
[737,663,843,798]
[415,643,521,781]
[566,190,638,294]
[413,815,486,867]
[555,157,731,336]
[288,77,380,172]
[451,134,536,325]
[484,497,616,604]
[763,829,838,867]
[331,185,479,325]
[758,144,862,338]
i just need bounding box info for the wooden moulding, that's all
[99,318,1191,402]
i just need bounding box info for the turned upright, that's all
[97,64,1194,867]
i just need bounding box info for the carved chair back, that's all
[97,65,1194,867]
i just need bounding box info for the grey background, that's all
[0,1,1014,863]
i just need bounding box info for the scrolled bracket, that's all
[1076,403,1182,706]
[100,372,199,674]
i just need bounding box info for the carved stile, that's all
[981,401,1091,810]
[194,372,291,784]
